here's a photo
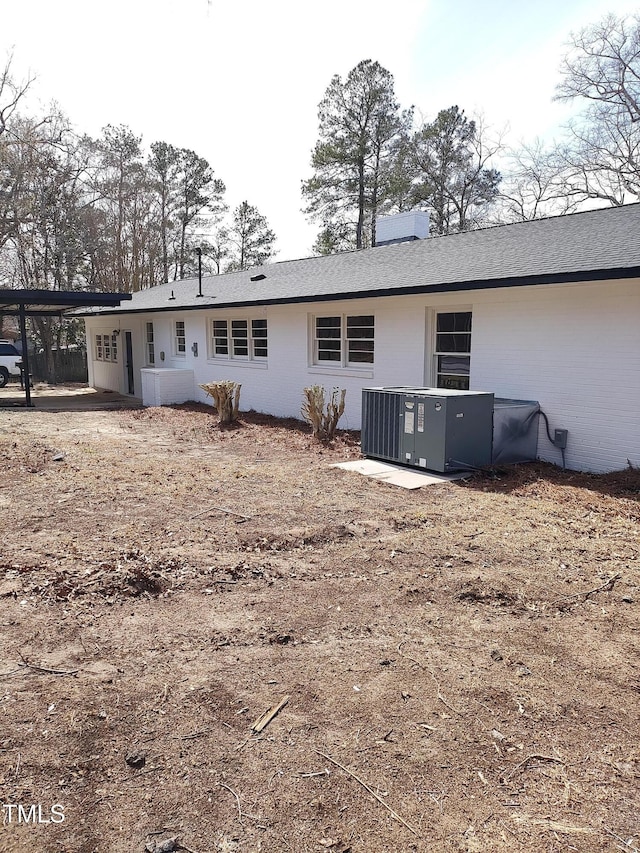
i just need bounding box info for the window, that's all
[212,320,229,355]
[435,311,472,390]
[210,318,268,360]
[314,315,374,367]
[231,320,248,357]
[145,323,155,365]
[174,320,186,355]
[346,315,375,364]
[251,319,268,358]
[95,333,118,363]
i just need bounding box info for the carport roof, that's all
[0,289,131,316]
[0,289,132,408]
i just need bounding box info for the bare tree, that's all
[0,54,33,137]
[6,113,89,378]
[148,141,180,283]
[559,116,640,205]
[0,56,35,249]
[554,13,640,205]
[206,227,230,275]
[497,139,581,222]
[556,13,640,124]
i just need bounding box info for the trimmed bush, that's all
[301,385,346,441]
[200,380,242,425]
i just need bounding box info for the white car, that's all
[0,342,22,387]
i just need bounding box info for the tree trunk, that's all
[356,157,366,249]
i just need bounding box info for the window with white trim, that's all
[174,320,186,355]
[95,333,118,362]
[313,314,374,367]
[434,311,471,390]
[145,322,155,365]
[251,319,268,358]
[231,320,248,357]
[210,318,268,360]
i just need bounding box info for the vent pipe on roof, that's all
[375,210,430,246]
[196,247,203,297]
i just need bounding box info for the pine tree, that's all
[302,60,412,252]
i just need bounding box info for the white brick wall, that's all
[84,276,640,473]
[140,368,196,406]
[376,210,430,244]
[470,279,640,473]
[87,325,129,392]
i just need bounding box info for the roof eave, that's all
[77,265,640,318]
[0,289,133,316]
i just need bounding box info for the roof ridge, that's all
[275,202,640,265]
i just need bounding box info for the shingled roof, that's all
[79,203,640,316]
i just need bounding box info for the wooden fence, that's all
[31,349,88,383]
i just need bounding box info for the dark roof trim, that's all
[80,265,640,317]
[0,288,132,317]
[9,309,83,317]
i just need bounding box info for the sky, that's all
[1,0,638,262]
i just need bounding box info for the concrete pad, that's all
[332,459,470,489]
[0,384,141,411]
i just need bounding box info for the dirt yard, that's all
[0,403,638,853]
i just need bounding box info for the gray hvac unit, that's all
[361,387,494,473]
[362,388,541,473]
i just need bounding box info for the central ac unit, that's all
[361,387,494,473]
[362,387,540,473]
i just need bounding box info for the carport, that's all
[0,289,132,406]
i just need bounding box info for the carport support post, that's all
[18,304,33,407]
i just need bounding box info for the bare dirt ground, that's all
[0,403,638,853]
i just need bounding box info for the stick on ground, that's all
[252,695,290,733]
[314,748,419,837]
[18,654,78,676]
[396,642,465,715]
[552,573,621,603]
[218,783,263,823]
[189,504,252,521]
[500,753,564,783]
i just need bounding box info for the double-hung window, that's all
[251,319,268,358]
[174,320,186,355]
[434,311,472,390]
[231,320,249,357]
[212,320,229,355]
[210,318,268,361]
[145,322,155,365]
[314,314,374,367]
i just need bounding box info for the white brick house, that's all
[80,205,640,473]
